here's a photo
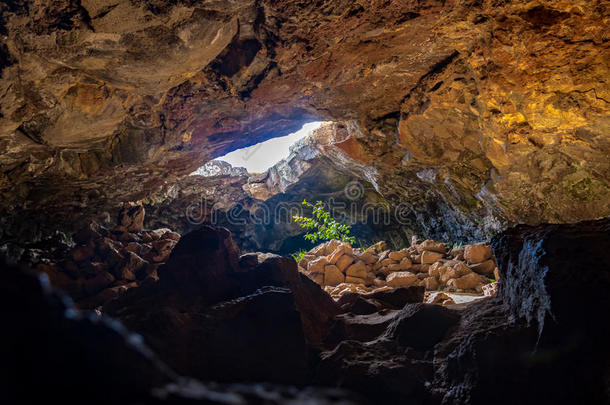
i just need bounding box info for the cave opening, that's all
[3,1,609,403]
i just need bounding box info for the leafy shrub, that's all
[293,200,356,245]
[290,249,307,262]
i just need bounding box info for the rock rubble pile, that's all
[298,237,499,299]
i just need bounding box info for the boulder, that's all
[399,257,412,270]
[388,251,408,261]
[421,251,444,264]
[386,272,418,287]
[324,265,345,286]
[448,272,483,291]
[423,276,440,290]
[307,256,328,274]
[336,254,354,272]
[328,244,353,264]
[417,240,447,254]
[469,259,496,276]
[464,243,493,264]
[356,251,378,265]
[345,276,366,285]
[384,303,459,349]
[345,261,368,279]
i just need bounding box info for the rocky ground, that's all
[2,217,609,404]
[299,237,499,299]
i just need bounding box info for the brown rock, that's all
[345,261,368,279]
[464,243,493,264]
[327,244,353,264]
[150,228,172,240]
[151,239,176,262]
[345,276,366,285]
[324,239,342,255]
[324,265,344,286]
[448,273,484,291]
[417,240,447,254]
[429,262,444,278]
[427,292,456,306]
[399,257,412,270]
[421,251,444,264]
[366,241,387,253]
[469,259,496,276]
[307,256,328,274]
[386,271,418,287]
[356,251,378,265]
[423,276,440,290]
[161,231,181,241]
[494,267,500,281]
[336,254,354,272]
[117,202,145,233]
[388,251,408,261]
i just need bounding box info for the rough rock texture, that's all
[3,218,610,404]
[0,261,363,404]
[103,226,339,383]
[2,1,608,243]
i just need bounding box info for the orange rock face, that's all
[0,0,608,240]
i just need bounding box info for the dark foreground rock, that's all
[0,260,364,404]
[3,220,610,404]
[103,226,339,385]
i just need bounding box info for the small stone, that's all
[427,292,455,305]
[380,258,395,267]
[161,231,181,241]
[336,254,354,272]
[123,242,142,254]
[386,271,418,287]
[429,262,444,278]
[345,276,366,285]
[151,239,175,262]
[421,251,444,264]
[389,251,408,261]
[469,259,496,275]
[423,276,440,290]
[324,265,345,286]
[307,256,328,274]
[417,240,447,254]
[448,272,483,290]
[149,228,172,240]
[345,260,367,278]
[324,239,342,255]
[327,244,353,264]
[398,256,412,270]
[356,251,378,265]
[464,243,493,264]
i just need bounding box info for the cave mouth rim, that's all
[203,121,326,175]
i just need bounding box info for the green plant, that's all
[290,249,307,262]
[293,200,356,245]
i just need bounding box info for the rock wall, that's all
[1,1,608,243]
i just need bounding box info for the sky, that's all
[215,121,323,173]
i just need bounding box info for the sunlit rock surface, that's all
[1,1,608,242]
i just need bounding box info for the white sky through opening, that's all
[215,121,323,173]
